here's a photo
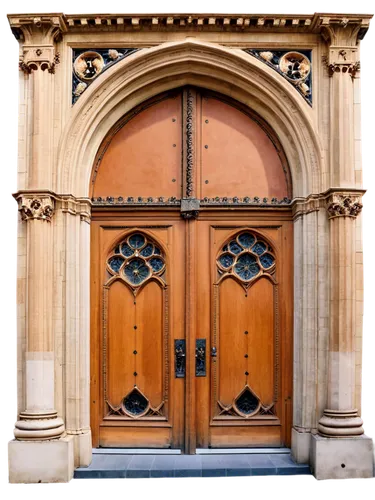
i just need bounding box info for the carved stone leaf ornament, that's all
[18,196,54,221]
[326,194,363,218]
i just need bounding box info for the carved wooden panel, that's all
[103,231,169,420]
[91,221,185,448]
[212,230,278,420]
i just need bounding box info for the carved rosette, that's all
[326,194,363,219]
[18,196,54,222]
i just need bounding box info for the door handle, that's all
[195,339,206,377]
[211,346,217,357]
[175,340,186,378]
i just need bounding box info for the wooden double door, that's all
[90,88,293,451]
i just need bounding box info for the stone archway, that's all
[8,13,372,481]
[57,39,324,197]
[52,38,329,467]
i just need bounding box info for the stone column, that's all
[318,194,364,438]
[8,15,74,484]
[311,15,373,479]
[13,195,63,439]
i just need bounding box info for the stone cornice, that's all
[8,13,372,39]
[292,188,365,220]
[13,191,92,222]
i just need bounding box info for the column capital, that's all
[15,193,55,222]
[326,192,363,219]
[317,16,369,78]
[14,191,92,223]
[291,188,365,221]
[318,15,370,47]
[8,14,67,74]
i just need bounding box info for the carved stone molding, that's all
[8,13,369,37]
[292,195,322,221]
[186,89,194,197]
[322,54,360,79]
[326,193,363,219]
[17,195,54,222]
[14,191,92,223]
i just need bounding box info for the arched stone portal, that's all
[7,13,373,482]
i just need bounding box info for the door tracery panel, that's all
[212,230,279,422]
[103,231,169,421]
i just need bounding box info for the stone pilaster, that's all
[59,197,92,467]
[291,196,329,464]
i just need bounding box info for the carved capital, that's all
[8,14,67,74]
[14,191,92,222]
[326,194,363,219]
[17,195,54,222]
[19,49,60,75]
[318,15,370,46]
[322,49,360,79]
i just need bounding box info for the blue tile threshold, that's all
[74,450,311,479]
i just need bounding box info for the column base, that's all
[318,409,364,437]
[14,410,65,440]
[291,427,311,463]
[310,434,373,479]
[8,435,74,483]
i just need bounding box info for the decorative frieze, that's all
[245,49,312,104]
[202,196,291,206]
[72,48,139,103]
[92,196,180,206]
[326,194,363,219]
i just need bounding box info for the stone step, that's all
[74,451,311,479]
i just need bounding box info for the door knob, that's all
[211,346,217,357]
